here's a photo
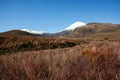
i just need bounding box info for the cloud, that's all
[21,28,45,34]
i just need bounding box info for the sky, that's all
[0,0,120,33]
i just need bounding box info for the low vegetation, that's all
[0,36,88,54]
[0,41,120,80]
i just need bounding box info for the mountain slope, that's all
[42,21,86,37]
[1,22,120,39]
[21,28,45,34]
[65,23,120,39]
[64,21,86,30]
[0,30,36,37]
[45,22,120,39]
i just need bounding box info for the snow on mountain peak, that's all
[64,21,86,30]
[21,28,45,34]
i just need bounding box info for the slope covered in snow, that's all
[21,28,45,34]
[64,21,86,30]
[21,21,86,35]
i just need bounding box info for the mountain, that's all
[0,21,86,37]
[64,23,120,39]
[64,21,86,30]
[1,22,120,40]
[50,30,71,37]
[0,30,36,37]
[40,22,120,39]
[21,28,45,34]
[42,21,86,37]
[44,22,120,39]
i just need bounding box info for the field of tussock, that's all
[0,36,86,54]
[0,41,120,80]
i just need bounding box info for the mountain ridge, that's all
[65,23,120,39]
[0,30,37,37]
[0,22,120,39]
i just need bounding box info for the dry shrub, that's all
[0,41,120,80]
[0,36,84,54]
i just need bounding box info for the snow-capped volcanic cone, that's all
[64,21,86,30]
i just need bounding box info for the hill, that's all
[1,23,120,39]
[0,30,36,37]
[64,23,120,39]
[41,23,120,40]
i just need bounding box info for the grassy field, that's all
[0,36,87,54]
[0,41,120,80]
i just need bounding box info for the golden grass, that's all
[0,36,86,54]
[0,41,120,80]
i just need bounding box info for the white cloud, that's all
[21,28,45,34]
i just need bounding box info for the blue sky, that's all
[0,0,120,33]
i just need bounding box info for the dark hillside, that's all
[0,30,36,37]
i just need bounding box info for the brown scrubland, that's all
[0,40,120,80]
[0,36,87,54]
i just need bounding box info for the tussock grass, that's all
[0,36,85,54]
[0,41,120,80]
